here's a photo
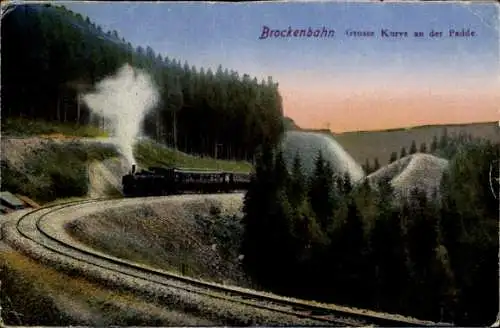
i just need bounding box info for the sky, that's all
[63,1,499,133]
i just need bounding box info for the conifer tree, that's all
[241,144,277,281]
[439,128,449,150]
[400,147,407,158]
[419,142,428,153]
[389,151,398,164]
[288,152,306,207]
[373,157,381,171]
[274,149,289,190]
[431,135,439,153]
[363,158,372,174]
[342,172,353,195]
[409,140,418,154]
[308,151,335,230]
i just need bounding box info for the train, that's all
[122,165,252,197]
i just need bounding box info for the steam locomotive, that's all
[122,165,252,197]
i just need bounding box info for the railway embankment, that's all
[0,199,338,326]
[64,194,249,287]
[0,133,251,205]
[0,197,444,326]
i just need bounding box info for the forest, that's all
[3,4,499,326]
[1,4,284,161]
[241,131,499,327]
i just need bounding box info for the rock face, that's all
[281,131,365,183]
[367,153,449,200]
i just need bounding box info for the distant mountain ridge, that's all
[334,121,498,135]
[295,121,498,135]
[285,120,498,165]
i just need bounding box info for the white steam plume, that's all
[81,64,159,166]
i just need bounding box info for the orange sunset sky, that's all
[280,79,499,133]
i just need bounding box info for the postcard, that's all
[0,1,498,327]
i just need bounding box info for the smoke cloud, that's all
[81,63,159,166]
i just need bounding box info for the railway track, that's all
[5,197,451,326]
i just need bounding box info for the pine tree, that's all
[406,188,441,318]
[241,145,277,281]
[439,128,449,150]
[419,142,428,153]
[370,195,409,312]
[373,158,381,171]
[431,135,439,153]
[308,151,335,230]
[288,152,306,207]
[241,145,299,290]
[400,147,407,159]
[436,139,500,325]
[389,151,398,164]
[274,149,289,190]
[363,158,372,174]
[342,172,353,195]
[290,199,325,293]
[330,197,369,305]
[409,140,418,154]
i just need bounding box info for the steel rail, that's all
[14,197,451,327]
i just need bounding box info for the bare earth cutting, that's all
[65,194,252,287]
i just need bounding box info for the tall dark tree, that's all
[241,145,278,284]
[419,142,428,153]
[287,152,306,207]
[400,147,407,158]
[409,140,418,154]
[308,151,335,230]
[439,128,449,150]
[389,151,398,164]
[438,139,499,325]
[431,135,439,153]
[363,158,372,174]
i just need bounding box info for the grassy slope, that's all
[135,140,252,173]
[0,250,218,326]
[1,117,109,138]
[65,200,249,287]
[1,119,252,204]
[324,122,499,165]
[1,118,252,171]
[1,140,119,204]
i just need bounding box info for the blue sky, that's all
[61,1,499,131]
[63,2,498,80]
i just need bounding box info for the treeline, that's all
[241,135,499,326]
[1,4,284,161]
[363,128,475,174]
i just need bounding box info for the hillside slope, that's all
[2,3,284,163]
[281,131,365,182]
[65,195,250,287]
[0,132,252,204]
[332,122,499,164]
[366,153,449,200]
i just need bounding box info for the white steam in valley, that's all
[81,64,159,166]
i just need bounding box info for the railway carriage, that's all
[122,165,251,197]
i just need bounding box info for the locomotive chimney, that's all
[131,164,136,174]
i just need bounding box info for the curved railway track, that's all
[6,197,451,327]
